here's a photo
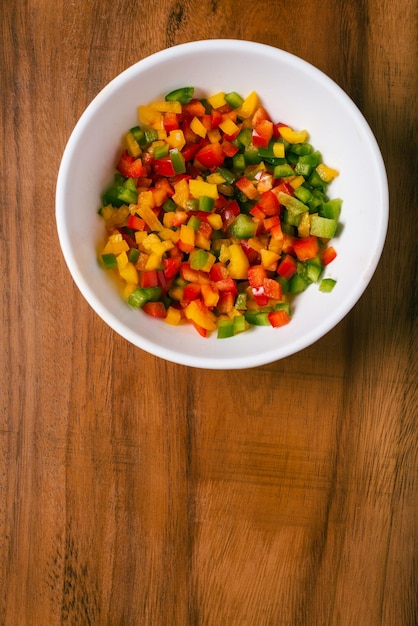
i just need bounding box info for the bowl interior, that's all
[56,40,388,369]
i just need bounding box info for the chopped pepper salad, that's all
[99,88,341,338]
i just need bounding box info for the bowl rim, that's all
[56,39,389,369]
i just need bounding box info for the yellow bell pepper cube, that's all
[316,163,339,182]
[116,250,129,272]
[134,231,148,246]
[138,105,162,128]
[219,243,231,264]
[123,283,138,300]
[297,211,311,238]
[179,224,195,252]
[260,248,280,271]
[190,116,207,138]
[207,213,223,230]
[206,172,226,185]
[140,233,162,252]
[165,306,183,326]
[289,175,305,189]
[247,237,264,253]
[189,179,218,199]
[207,92,227,109]
[279,126,308,144]
[219,118,240,136]
[167,129,186,150]
[125,131,141,157]
[148,100,182,113]
[272,142,285,158]
[237,91,259,119]
[195,231,211,251]
[184,300,217,331]
[108,234,129,256]
[119,261,139,284]
[172,178,190,209]
[136,193,164,231]
[207,128,222,143]
[227,243,250,279]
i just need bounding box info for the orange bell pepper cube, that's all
[268,309,291,328]
[252,119,274,148]
[293,235,319,261]
[142,301,167,318]
[321,245,337,265]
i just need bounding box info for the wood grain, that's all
[1,1,417,624]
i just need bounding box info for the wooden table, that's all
[1,1,416,624]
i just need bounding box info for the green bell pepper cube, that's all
[244,310,271,326]
[102,184,138,208]
[199,195,215,212]
[320,198,342,220]
[319,278,337,292]
[128,286,162,309]
[293,185,313,204]
[217,318,235,339]
[310,215,338,238]
[278,191,309,216]
[224,91,244,109]
[234,293,247,310]
[274,163,295,178]
[229,214,258,238]
[165,86,194,104]
[101,253,118,269]
[153,143,169,159]
[233,315,247,334]
[130,126,147,146]
[128,248,140,264]
[169,148,186,174]
[289,273,311,294]
[187,215,201,232]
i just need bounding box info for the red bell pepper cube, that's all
[163,111,179,132]
[127,214,146,231]
[277,254,297,280]
[116,150,146,178]
[258,190,280,216]
[240,240,260,264]
[215,276,238,294]
[247,264,267,289]
[182,142,203,163]
[195,142,225,168]
[271,181,294,198]
[140,269,159,288]
[268,309,291,327]
[153,155,176,177]
[293,236,319,261]
[183,282,201,302]
[263,277,282,300]
[210,109,223,128]
[209,262,229,282]
[142,301,167,318]
[321,245,337,265]
[163,255,182,279]
[252,119,274,148]
[252,286,269,307]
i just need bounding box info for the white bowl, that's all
[56,39,388,369]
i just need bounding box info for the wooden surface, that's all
[1,1,417,624]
